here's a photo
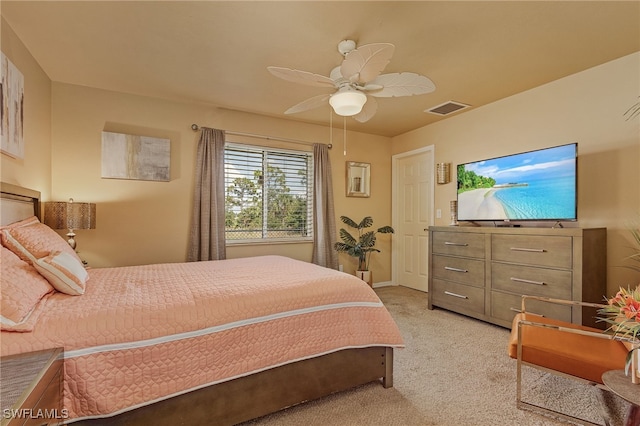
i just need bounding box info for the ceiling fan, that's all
[267,40,436,123]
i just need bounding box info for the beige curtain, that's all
[187,127,226,261]
[311,143,338,269]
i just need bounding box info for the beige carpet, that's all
[242,286,631,426]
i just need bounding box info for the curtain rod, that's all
[190,124,331,149]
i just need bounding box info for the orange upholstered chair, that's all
[508,295,629,426]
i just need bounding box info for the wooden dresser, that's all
[427,226,606,328]
[1,348,64,426]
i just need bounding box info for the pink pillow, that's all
[0,247,54,331]
[0,216,40,233]
[2,221,82,265]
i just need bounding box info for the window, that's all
[224,143,313,242]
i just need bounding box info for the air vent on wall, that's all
[425,101,470,116]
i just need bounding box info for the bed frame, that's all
[0,182,395,426]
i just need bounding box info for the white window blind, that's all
[224,143,313,242]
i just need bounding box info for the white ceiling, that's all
[1,1,639,137]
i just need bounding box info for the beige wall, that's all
[51,83,394,281]
[0,18,52,200]
[393,52,640,295]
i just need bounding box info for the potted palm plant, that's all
[334,216,394,286]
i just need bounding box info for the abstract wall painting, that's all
[1,53,25,159]
[101,131,171,182]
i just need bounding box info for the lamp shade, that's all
[329,87,367,116]
[44,199,96,230]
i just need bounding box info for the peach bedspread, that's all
[1,255,403,422]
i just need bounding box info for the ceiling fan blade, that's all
[284,94,331,114]
[361,83,384,91]
[267,66,335,88]
[353,96,378,123]
[367,72,436,98]
[340,43,394,85]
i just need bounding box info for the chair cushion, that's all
[509,313,628,384]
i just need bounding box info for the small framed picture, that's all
[346,161,370,197]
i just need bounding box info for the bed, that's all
[0,182,404,425]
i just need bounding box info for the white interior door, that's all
[392,147,434,292]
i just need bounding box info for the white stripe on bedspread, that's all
[65,301,384,358]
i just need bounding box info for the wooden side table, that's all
[1,348,65,426]
[602,370,640,426]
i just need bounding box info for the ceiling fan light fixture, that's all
[269,41,432,123]
[329,87,367,116]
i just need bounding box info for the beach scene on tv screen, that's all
[457,144,577,221]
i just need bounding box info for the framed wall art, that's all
[1,52,25,159]
[346,161,370,197]
[101,131,171,181]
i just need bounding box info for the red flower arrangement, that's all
[598,286,640,382]
[599,287,640,340]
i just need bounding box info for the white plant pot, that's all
[356,270,372,287]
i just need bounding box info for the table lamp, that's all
[44,198,96,250]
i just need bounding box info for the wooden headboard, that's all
[0,182,41,226]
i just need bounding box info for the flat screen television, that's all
[456,143,577,223]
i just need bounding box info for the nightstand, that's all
[1,348,65,426]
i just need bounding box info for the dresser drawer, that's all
[491,263,572,299]
[492,234,572,268]
[431,231,485,258]
[491,291,572,325]
[432,255,485,288]
[432,279,485,315]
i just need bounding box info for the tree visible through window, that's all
[224,144,313,241]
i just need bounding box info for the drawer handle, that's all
[510,277,545,286]
[444,291,468,299]
[445,242,468,247]
[510,247,546,253]
[444,266,468,273]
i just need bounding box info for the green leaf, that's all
[360,231,377,248]
[339,229,357,246]
[333,242,351,252]
[357,216,373,229]
[340,216,359,229]
[348,246,363,258]
[625,348,636,376]
[377,226,395,234]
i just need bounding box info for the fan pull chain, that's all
[329,107,333,149]
[343,117,347,156]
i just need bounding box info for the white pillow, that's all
[33,251,88,295]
